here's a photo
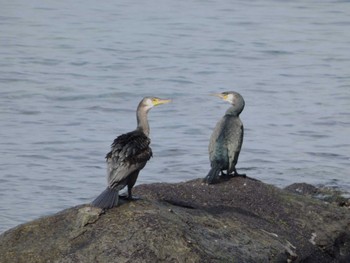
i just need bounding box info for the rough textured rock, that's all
[0,177,349,263]
[285,182,350,208]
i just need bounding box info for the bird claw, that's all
[220,172,231,178]
[128,195,141,201]
[119,193,141,201]
[221,171,246,178]
[234,172,246,178]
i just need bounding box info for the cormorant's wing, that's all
[226,118,243,173]
[106,130,152,189]
[209,118,226,163]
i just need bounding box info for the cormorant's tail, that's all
[91,188,119,209]
[204,165,221,184]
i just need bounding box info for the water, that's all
[1,0,349,233]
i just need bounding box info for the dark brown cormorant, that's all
[92,97,171,209]
[204,91,245,184]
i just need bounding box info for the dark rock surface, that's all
[285,182,350,208]
[1,177,349,263]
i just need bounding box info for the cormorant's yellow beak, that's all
[152,98,172,106]
[210,93,228,100]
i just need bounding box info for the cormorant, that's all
[91,97,171,209]
[204,91,245,184]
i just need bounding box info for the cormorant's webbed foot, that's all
[128,195,141,201]
[119,191,141,201]
[119,193,141,201]
[234,172,246,178]
[221,170,246,178]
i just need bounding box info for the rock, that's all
[0,177,349,263]
[284,182,320,196]
[285,182,350,207]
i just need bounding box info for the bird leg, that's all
[127,186,140,201]
[119,187,140,201]
[233,168,246,178]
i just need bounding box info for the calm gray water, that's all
[1,0,349,233]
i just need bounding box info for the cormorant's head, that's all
[139,97,172,112]
[211,91,245,112]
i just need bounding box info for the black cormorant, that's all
[92,97,171,209]
[204,91,245,184]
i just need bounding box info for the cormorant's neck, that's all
[136,108,150,136]
[225,105,243,117]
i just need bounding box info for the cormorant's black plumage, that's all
[92,97,170,209]
[204,91,245,184]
